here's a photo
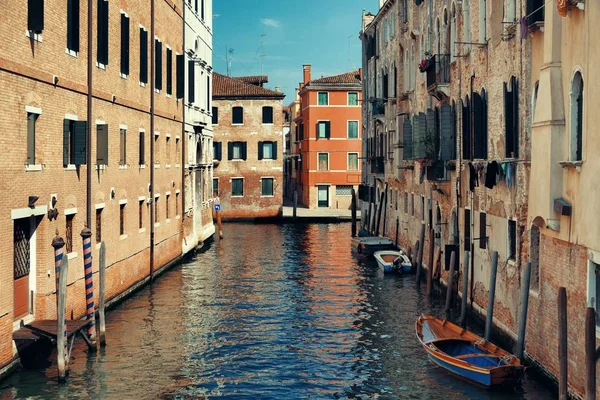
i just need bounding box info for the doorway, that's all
[317,186,329,208]
[14,218,31,319]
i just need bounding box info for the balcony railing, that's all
[370,156,384,174]
[372,99,385,116]
[426,54,450,89]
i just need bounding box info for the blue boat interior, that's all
[435,339,506,368]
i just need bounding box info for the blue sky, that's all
[213,0,378,102]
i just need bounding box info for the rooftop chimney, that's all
[275,86,280,92]
[303,64,311,84]
[358,68,363,81]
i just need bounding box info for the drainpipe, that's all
[150,0,155,280]
[181,2,186,220]
[86,0,93,228]
[469,73,475,305]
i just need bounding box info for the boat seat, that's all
[455,353,501,359]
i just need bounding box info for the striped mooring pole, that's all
[51,232,68,364]
[81,226,97,345]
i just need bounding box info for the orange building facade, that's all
[294,66,362,209]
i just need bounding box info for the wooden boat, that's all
[351,236,395,256]
[373,250,412,273]
[416,315,525,388]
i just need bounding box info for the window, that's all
[411,193,415,216]
[262,106,274,124]
[67,0,80,53]
[139,27,148,84]
[138,200,144,229]
[96,124,108,165]
[26,112,39,165]
[588,259,600,327]
[504,77,519,158]
[473,90,488,159]
[348,92,359,106]
[390,12,395,37]
[28,0,44,33]
[96,208,102,243]
[155,39,162,91]
[213,178,219,196]
[462,96,471,159]
[228,141,246,160]
[213,141,222,161]
[395,190,398,211]
[299,123,304,141]
[506,0,516,22]
[404,192,408,214]
[508,219,517,260]
[261,178,274,196]
[464,209,471,251]
[66,214,74,253]
[119,204,125,235]
[212,107,218,125]
[139,130,146,165]
[258,141,277,160]
[336,185,353,196]
[318,153,329,171]
[232,106,243,124]
[451,5,456,62]
[176,54,184,99]
[348,121,359,139]
[570,72,584,162]
[97,0,109,66]
[119,128,127,165]
[119,12,129,75]
[154,133,160,164]
[188,60,195,103]
[62,119,87,166]
[318,92,329,105]
[479,212,487,249]
[201,0,205,20]
[464,0,471,54]
[175,136,180,162]
[166,135,171,163]
[166,47,172,95]
[154,197,159,223]
[348,153,359,171]
[207,74,211,111]
[479,0,486,43]
[165,194,170,219]
[317,121,330,139]
[175,192,179,216]
[231,178,244,196]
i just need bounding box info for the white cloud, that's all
[260,18,281,28]
[213,13,221,18]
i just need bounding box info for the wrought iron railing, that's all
[426,54,450,88]
[370,156,384,174]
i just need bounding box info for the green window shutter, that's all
[27,113,36,164]
[176,54,184,99]
[325,121,331,138]
[73,121,87,165]
[504,82,513,158]
[212,107,218,124]
[97,0,109,65]
[166,48,172,95]
[403,118,412,160]
[273,141,278,160]
[67,0,80,52]
[426,108,435,159]
[411,114,419,159]
[242,142,247,160]
[416,112,427,159]
[227,142,233,160]
[440,103,452,161]
[188,60,195,103]
[462,98,471,159]
[473,92,484,159]
[139,130,145,165]
[96,124,108,165]
[28,0,44,33]
[120,129,126,165]
[140,29,148,83]
[120,13,129,75]
[63,119,71,166]
[258,141,264,160]
[155,40,162,91]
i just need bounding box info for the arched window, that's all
[404,49,409,91]
[444,9,450,55]
[436,18,441,55]
[464,0,471,53]
[570,71,584,161]
[451,4,457,62]
[479,0,486,43]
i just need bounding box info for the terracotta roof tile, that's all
[213,73,285,99]
[233,76,269,86]
[308,70,362,86]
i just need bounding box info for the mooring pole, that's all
[416,223,425,286]
[98,242,107,347]
[369,201,376,234]
[375,191,384,236]
[516,261,532,361]
[558,287,568,400]
[459,251,470,328]
[57,255,69,382]
[586,307,596,400]
[394,216,399,247]
[80,226,97,348]
[293,190,297,220]
[381,186,388,236]
[412,240,419,270]
[51,232,65,308]
[445,251,456,315]
[351,188,357,238]
[426,229,434,297]
[484,251,499,341]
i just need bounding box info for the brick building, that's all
[293,65,363,209]
[284,89,301,200]
[0,0,213,377]
[212,73,285,219]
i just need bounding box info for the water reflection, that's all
[0,223,553,399]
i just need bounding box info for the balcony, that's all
[426,54,450,101]
[370,156,384,174]
[371,99,385,116]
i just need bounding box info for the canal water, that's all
[0,223,554,399]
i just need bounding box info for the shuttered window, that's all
[348,153,359,171]
[119,128,127,165]
[155,39,162,91]
[96,208,102,243]
[299,123,304,141]
[201,0,205,20]
[176,54,184,99]
[462,97,471,159]
[318,92,328,105]
[413,112,427,159]
[188,60,195,103]
[96,124,109,165]
[26,113,38,165]
[212,142,222,161]
[473,91,488,159]
[227,142,247,160]
[258,141,276,160]
[231,178,244,196]
[262,107,274,124]
[317,121,330,139]
[138,200,143,229]
[119,204,125,235]
[232,107,243,124]
[212,107,218,125]
[207,75,211,110]
[139,28,148,84]
[318,153,329,171]
[261,178,274,196]
[504,77,519,158]
[464,209,471,251]
[479,212,487,249]
[28,0,44,33]
[139,130,145,165]
[348,92,359,106]
[403,118,413,160]
[508,220,517,260]
[166,48,172,95]
[440,103,453,160]
[97,0,109,66]
[213,178,219,196]
[348,121,359,138]
[66,214,74,253]
[67,0,80,52]
[63,119,87,166]
[120,13,129,75]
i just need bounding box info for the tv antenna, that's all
[259,34,266,76]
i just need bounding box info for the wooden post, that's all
[57,256,69,382]
[484,251,499,341]
[412,240,419,270]
[459,251,470,328]
[351,188,357,238]
[375,191,384,236]
[416,223,425,286]
[51,232,65,304]
[516,261,532,361]
[381,185,388,236]
[369,201,376,234]
[426,229,435,297]
[98,242,107,347]
[445,251,457,315]
[586,307,596,400]
[558,287,568,400]
[432,246,441,280]
[293,191,298,220]
[216,210,223,239]
[394,216,399,247]
[80,226,97,348]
